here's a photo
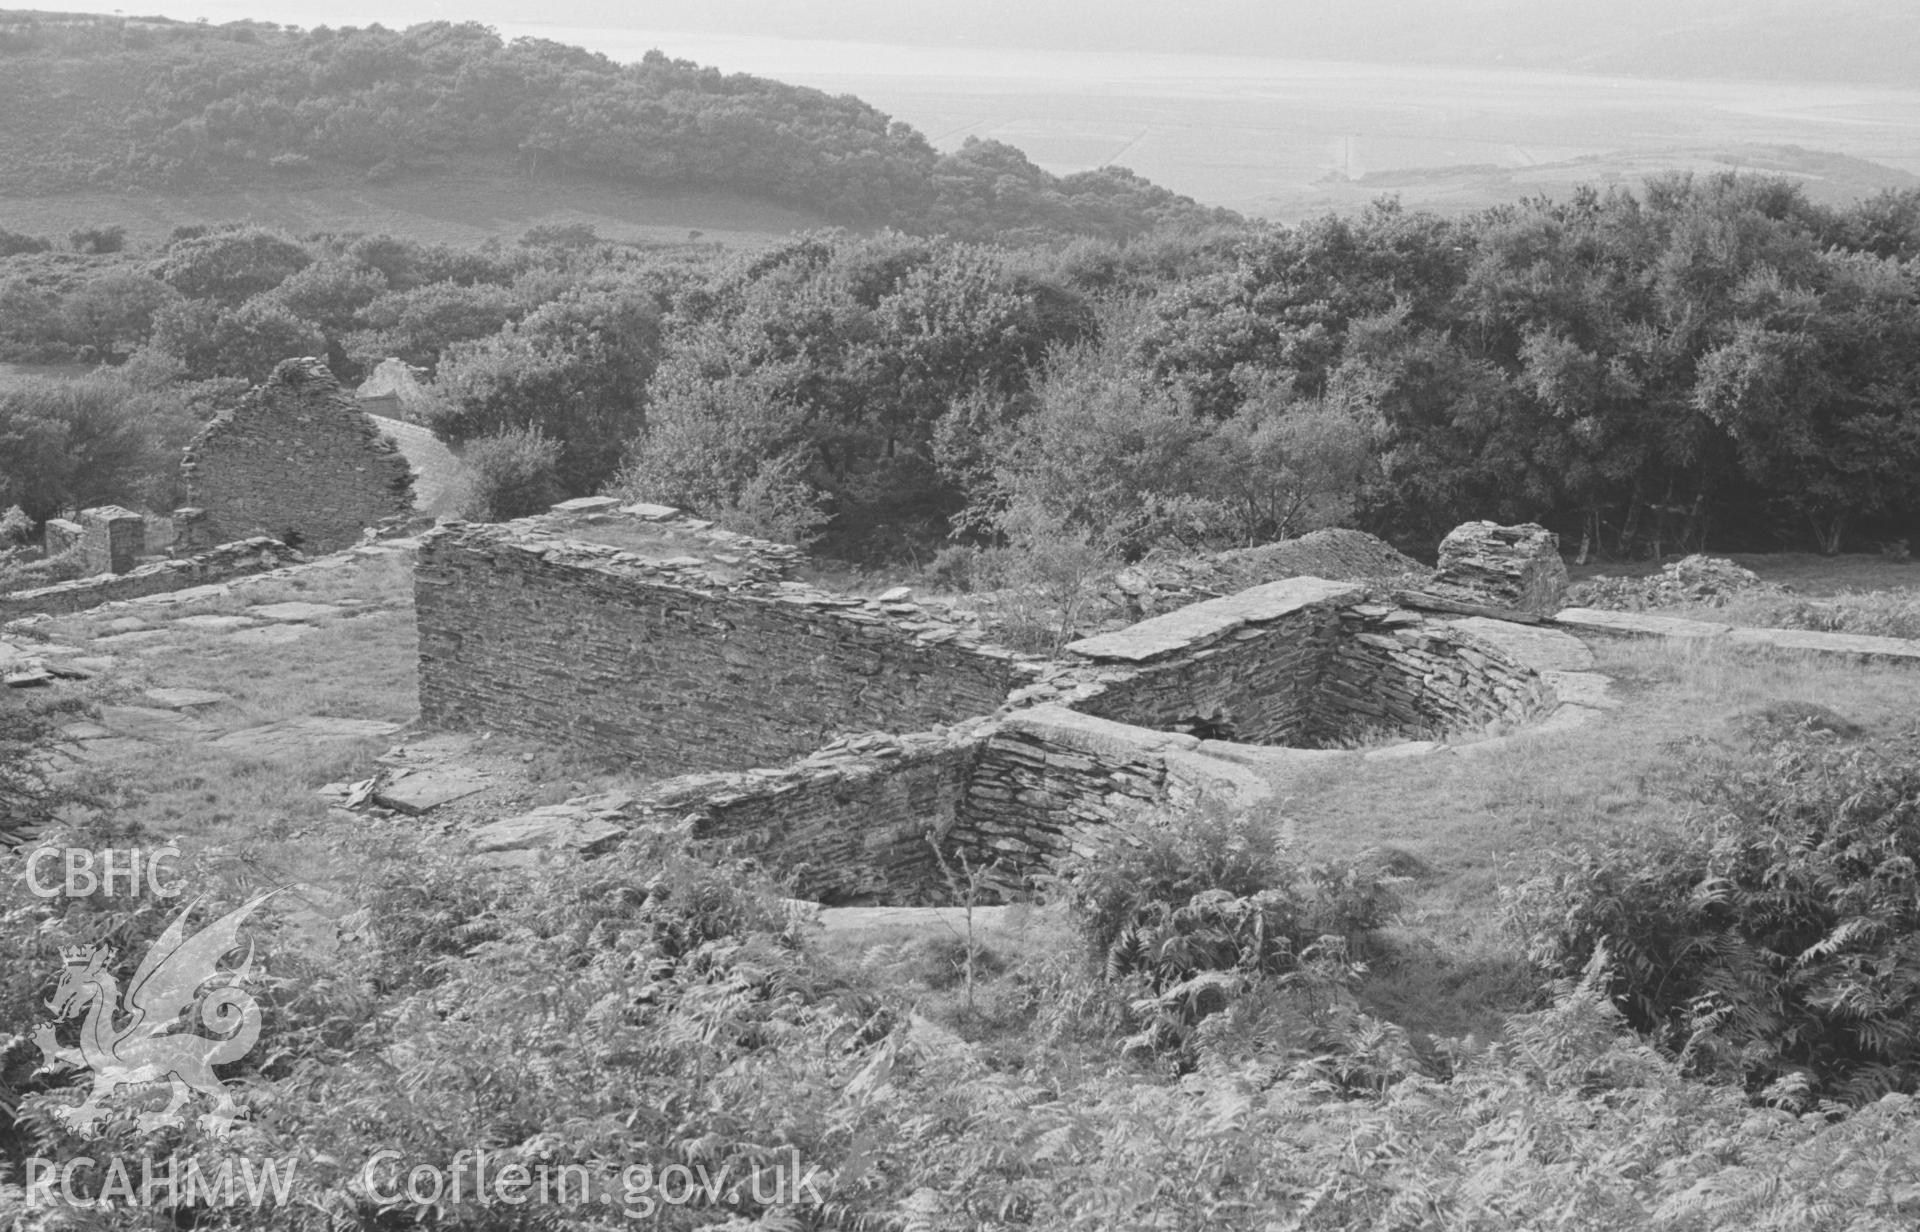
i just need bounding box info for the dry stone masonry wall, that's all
[951,707,1265,891]
[415,501,1038,774]
[416,508,1572,904]
[632,724,992,903]
[1064,579,1359,743]
[183,357,414,555]
[1317,603,1556,742]
[1059,577,1555,747]
[0,538,301,621]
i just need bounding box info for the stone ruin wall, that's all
[415,505,1036,775]
[183,357,414,555]
[39,506,145,578]
[0,537,301,621]
[625,707,1265,904]
[1317,604,1557,742]
[1057,577,1552,749]
[1065,580,1356,745]
[417,504,1568,905]
[641,727,991,903]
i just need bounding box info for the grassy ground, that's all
[1284,630,1920,1039]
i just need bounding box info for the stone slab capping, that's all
[181,356,415,555]
[414,503,1576,905]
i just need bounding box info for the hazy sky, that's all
[19,1,1920,87]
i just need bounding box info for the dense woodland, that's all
[6,169,1920,566]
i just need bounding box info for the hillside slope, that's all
[0,13,1237,243]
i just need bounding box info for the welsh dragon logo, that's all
[33,892,277,1136]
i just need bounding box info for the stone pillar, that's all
[79,505,146,574]
[1433,522,1568,618]
[44,517,84,558]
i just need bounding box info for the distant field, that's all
[0,165,826,250]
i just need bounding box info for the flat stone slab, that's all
[132,582,232,606]
[172,614,257,632]
[617,502,679,520]
[997,705,1198,763]
[1066,577,1365,662]
[141,687,230,709]
[470,806,626,854]
[1541,670,1620,710]
[98,705,213,742]
[246,601,343,623]
[1726,626,1920,664]
[227,624,313,647]
[1552,608,1732,639]
[374,767,490,814]
[58,721,115,740]
[1394,588,1544,624]
[551,496,623,514]
[70,736,148,761]
[211,716,403,757]
[101,617,156,634]
[91,629,172,648]
[1446,617,1595,671]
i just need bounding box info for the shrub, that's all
[0,375,163,521]
[1505,730,1920,1104]
[0,227,50,256]
[1049,803,1404,1062]
[66,225,125,254]
[450,425,563,521]
[0,505,29,546]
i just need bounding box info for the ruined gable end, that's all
[181,356,416,555]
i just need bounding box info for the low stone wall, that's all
[1058,577,1554,747]
[636,726,991,903]
[1066,578,1360,742]
[416,505,1038,774]
[0,538,300,620]
[621,707,1276,903]
[1316,604,1557,742]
